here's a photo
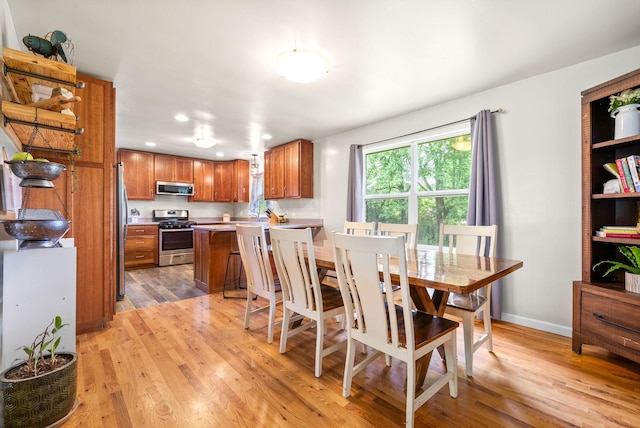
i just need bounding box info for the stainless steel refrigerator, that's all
[115,162,128,300]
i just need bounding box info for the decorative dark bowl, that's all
[1,219,71,248]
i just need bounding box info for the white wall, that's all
[306,45,640,337]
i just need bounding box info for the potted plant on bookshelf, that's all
[0,316,77,427]
[593,245,640,293]
[610,88,640,139]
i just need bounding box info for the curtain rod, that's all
[359,108,504,148]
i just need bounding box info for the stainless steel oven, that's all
[153,209,194,266]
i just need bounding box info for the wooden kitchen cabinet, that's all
[119,149,155,200]
[264,139,313,199]
[28,73,117,334]
[573,67,640,364]
[234,159,250,202]
[124,225,158,269]
[154,154,193,183]
[191,159,214,202]
[214,161,234,202]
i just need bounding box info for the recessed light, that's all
[175,114,189,122]
[216,152,224,157]
[145,141,156,147]
[262,133,272,140]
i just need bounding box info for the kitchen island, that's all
[192,219,323,293]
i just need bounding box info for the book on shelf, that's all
[622,158,635,193]
[629,155,640,192]
[615,158,630,192]
[604,162,624,192]
[596,225,640,238]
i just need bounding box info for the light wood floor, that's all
[64,293,640,427]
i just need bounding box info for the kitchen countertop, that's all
[192,218,323,232]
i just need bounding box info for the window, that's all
[364,123,471,247]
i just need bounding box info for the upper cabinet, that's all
[154,154,193,183]
[234,159,250,202]
[118,149,154,200]
[264,139,313,199]
[191,159,214,202]
[213,161,234,202]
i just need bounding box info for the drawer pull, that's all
[135,255,145,259]
[593,313,640,335]
[135,229,145,232]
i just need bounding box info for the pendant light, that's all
[250,154,260,175]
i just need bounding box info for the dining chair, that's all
[377,222,418,250]
[332,233,458,428]
[236,224,282,344]
[439,223,498,377]
[270,227,347,377]
[343,221,376,236]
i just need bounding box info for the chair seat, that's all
[447,293,487,312]
[393,305,459,349]
[319,284,344,312]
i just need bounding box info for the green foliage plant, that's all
[609,88,640,113]
[593,245,640,276]
[19,316,68,377]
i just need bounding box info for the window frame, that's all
[362,121,471,248]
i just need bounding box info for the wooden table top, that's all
[311,240,523,295]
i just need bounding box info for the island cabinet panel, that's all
[191,159,214,202]
[214,161,234,202]
[119,149,154,200]
[154,154,193,183]
[234,159,250,202]
[194,229,241,293]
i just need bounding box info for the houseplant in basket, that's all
[609,88,640,139]
[593,245,640,293]
[0,316,77,427]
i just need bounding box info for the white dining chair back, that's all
[270,227,346,377]
[343,221,376,236]
[438,223,498,377]
[236,224,282,344]
[332,233,458,428]
[378,222,418,250]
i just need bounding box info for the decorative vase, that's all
[625,272,640,293]
[1,353,78,427]
[612,103,640,139]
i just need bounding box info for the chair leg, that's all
[280,308,291,353]
[462,312,475,377]
[315,316,325,377]
[267,298,276,344]
[244,294,252,329]
[482,307,493,352]
[342,338,357,398]
[444,332,458,398]
[405,360,416,428]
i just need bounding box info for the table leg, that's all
[409,286,450,392]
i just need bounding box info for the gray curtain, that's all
[346,144,364,221]
[467,109,501,319]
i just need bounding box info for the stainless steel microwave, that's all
[156,181,195,196]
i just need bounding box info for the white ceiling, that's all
[7,0,640,162]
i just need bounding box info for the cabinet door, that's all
[264,146,284,199]
[174,157,194,183]
[284,139,313,198]
[119,150,154,200]
[214,161,233,202]
[153,154,174,182]
[234,159,250,202]
[192,159,214,202]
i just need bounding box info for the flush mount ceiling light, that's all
[275,48,330,83]
[193,137,217,148]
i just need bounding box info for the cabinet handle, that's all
[135,255,145,259]
[593,312,640,335]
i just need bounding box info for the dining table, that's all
[310,239,524,391]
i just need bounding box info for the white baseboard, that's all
[501,312,572,338]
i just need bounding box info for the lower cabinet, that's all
[573,281,640,364]
[125,225,158,269]
[194,229,241,293]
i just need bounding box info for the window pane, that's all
[365,146,411,195]
[418,135,471,192]
[366,198,409,224]
[417,195,468,245]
